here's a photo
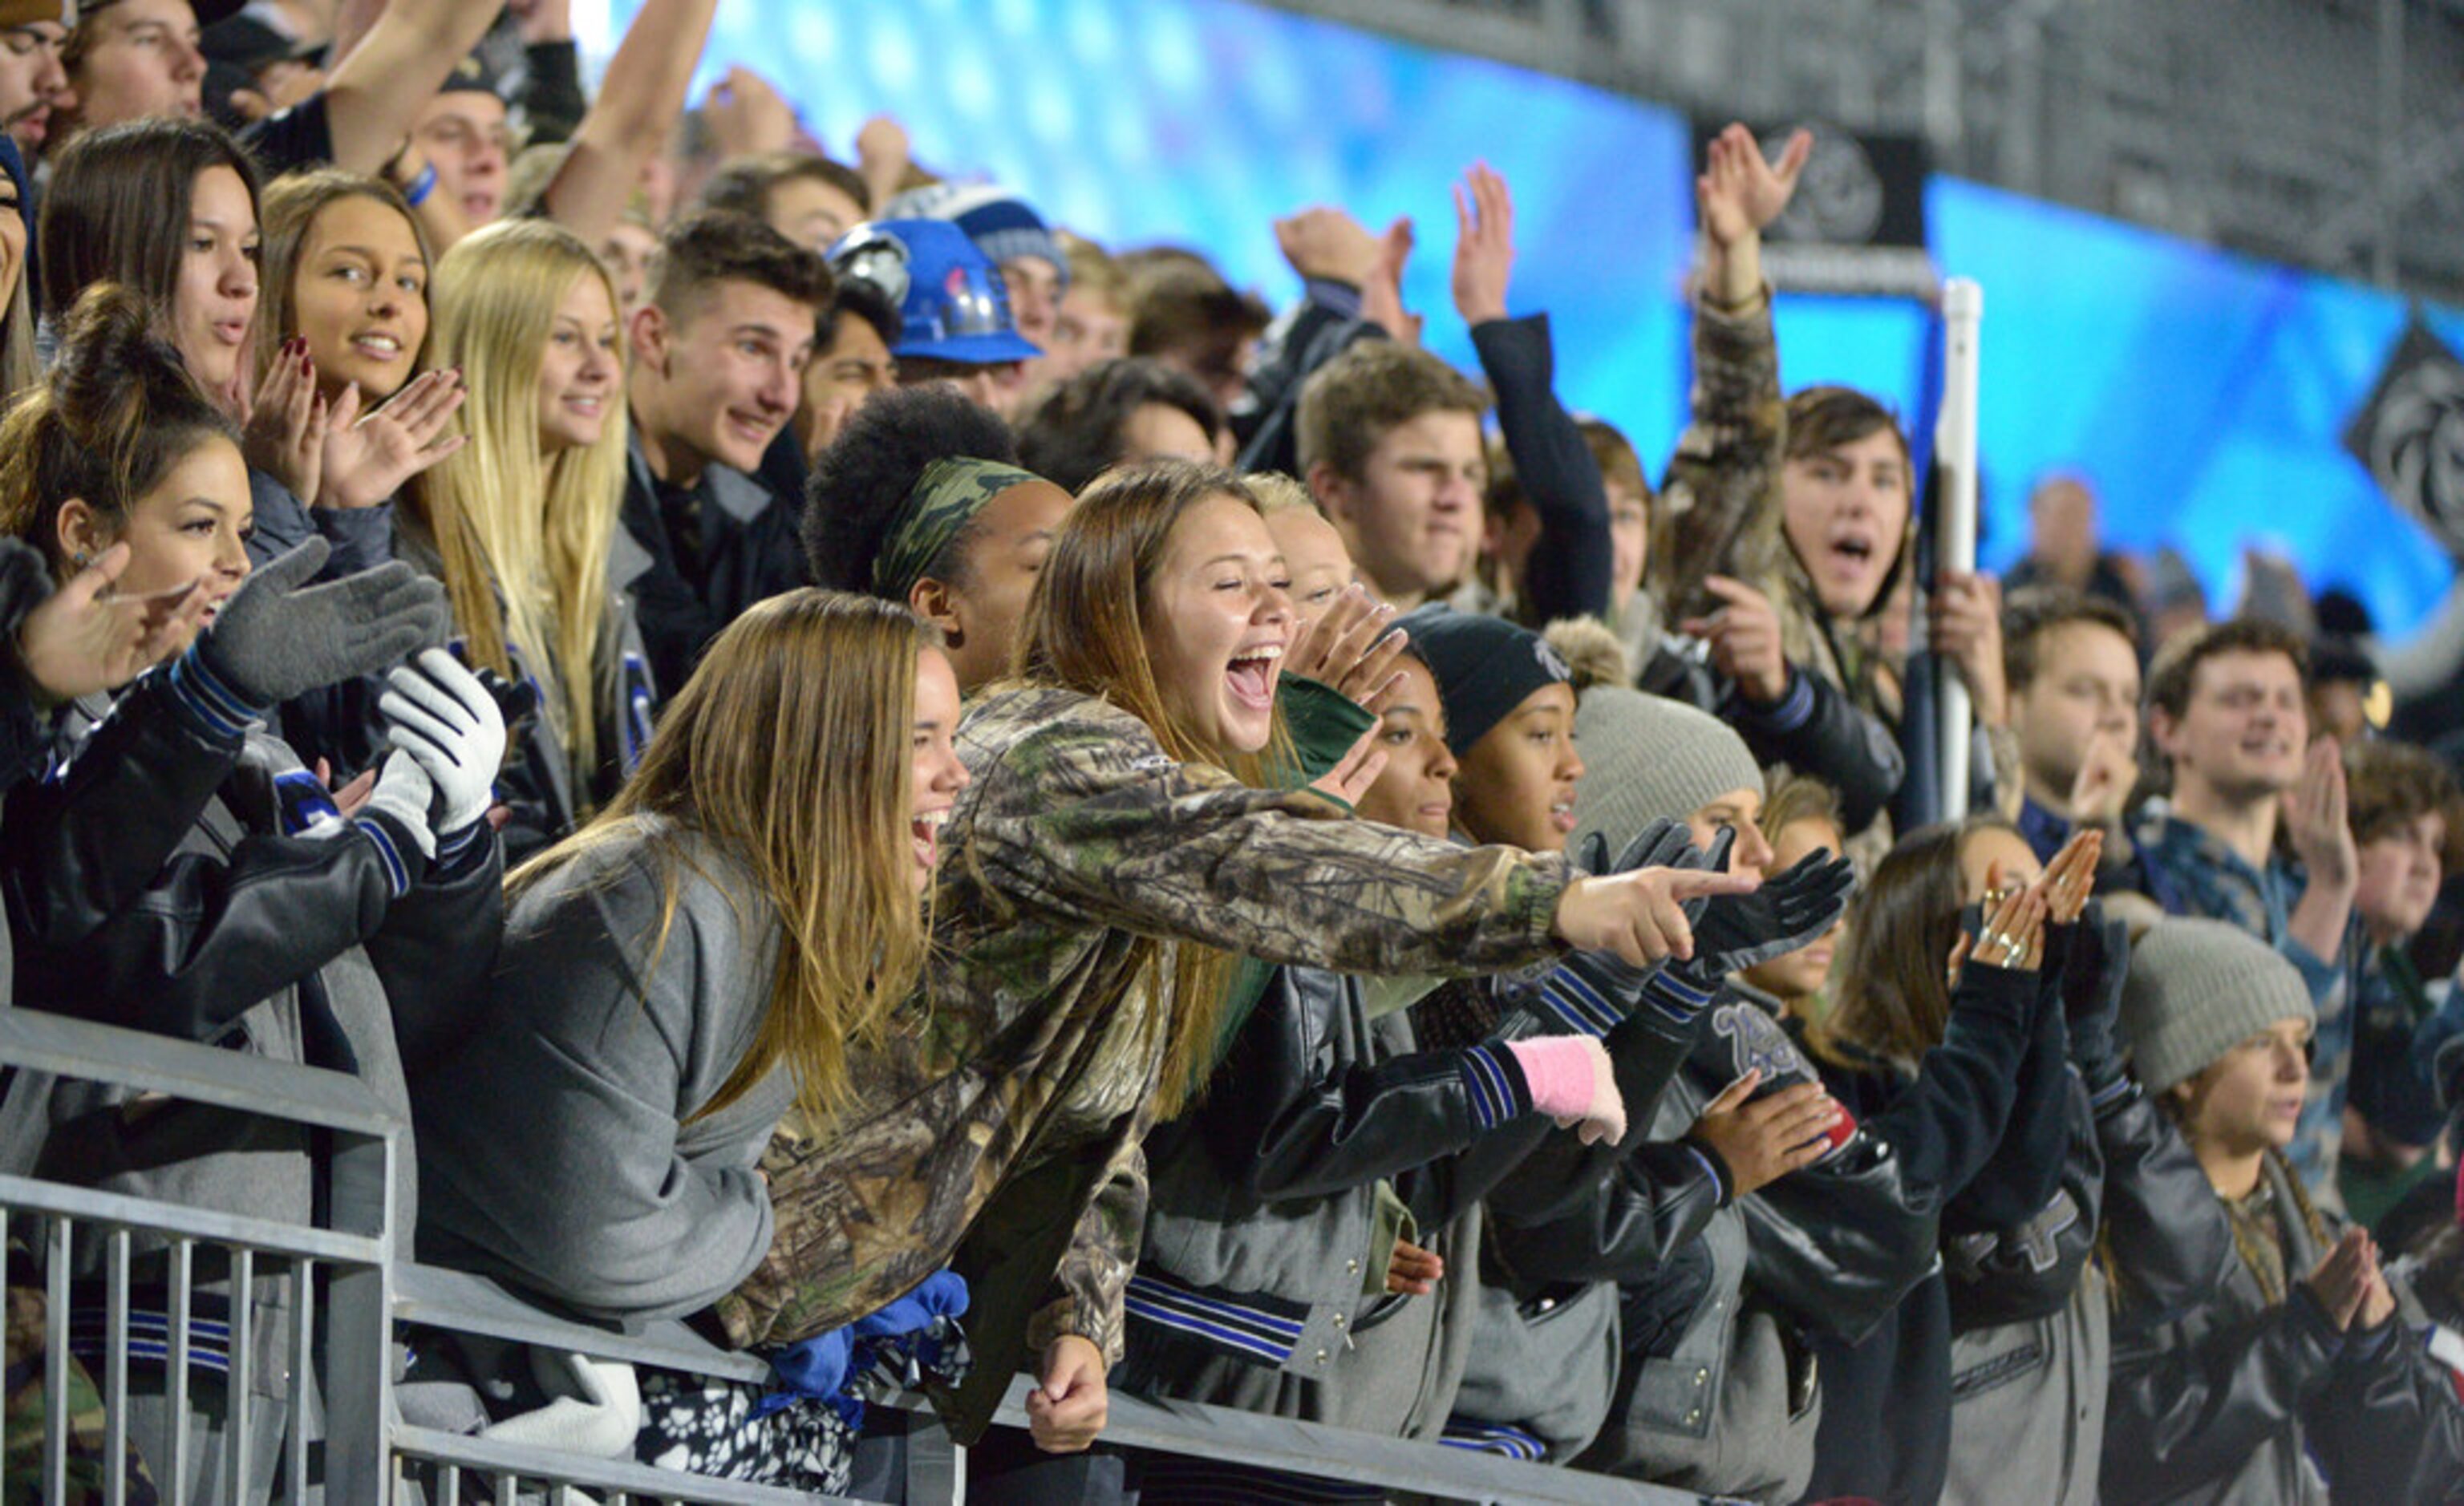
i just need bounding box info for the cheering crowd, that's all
[2,0,2463,1500]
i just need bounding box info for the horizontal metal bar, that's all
[393,1265,772,1385]
[977,1376,1668,1505]
[0,1010,400,1140]
[390,1426,832,1505]
[0,1176,387,1266]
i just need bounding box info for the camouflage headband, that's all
[872,456,1047,601]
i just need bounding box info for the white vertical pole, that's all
[1936,278,1984,819]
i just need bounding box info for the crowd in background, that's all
[2,0,2464,1501]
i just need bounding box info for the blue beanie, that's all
[885,182,1069,293]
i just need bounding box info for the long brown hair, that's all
[511,589,937,1128]
[37,118,261,325]
[1810,816,2019,1070]
[254,170,434,392]
[1013,458,1287,1117]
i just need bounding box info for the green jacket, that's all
[725,684,1568,1439]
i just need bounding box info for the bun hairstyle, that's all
[0,283,239,571]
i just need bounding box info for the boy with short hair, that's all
[622,208,833,691]
[2003,585,2144,865]
[1296,342,1489,611]
[2135,617,2362,1191]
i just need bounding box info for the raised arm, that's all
[1648,124,1809,625]
[540,0,720,244]
[1454,164,1611,624]
[316,0,505,175]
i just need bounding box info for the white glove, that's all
[357,751,438,875]
[380,647,509,836]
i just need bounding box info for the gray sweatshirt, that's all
[412,815,791,1326]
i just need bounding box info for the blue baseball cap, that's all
[825,218,1041,368]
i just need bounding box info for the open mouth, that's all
[1828,535,1877,572]
[350,332,403,362]
[1226,643,1283,711]
[910,808,949,870]
[212,318,249,346]
[462,192,499,221]
[1549,797,1576,836]
[725,411,777,447]
[11,107,47,144]
[563,394,604,417]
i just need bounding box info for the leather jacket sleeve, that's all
[1202,966,1550,1204]
[2094,1081,2233,1326]
[364,832,507,1079]
[1484,1140,1725,1286]
[2307,1308,2464,1504]
[2,672,244,951]
[0,540,57,796]
[1724,666,1906,836]
[2101,1286,2344,1505]
[1744,963,2040,1342]
[3,678,428,1041]
[1481,999,1704,1227]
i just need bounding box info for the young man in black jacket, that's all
[620,210,832,694]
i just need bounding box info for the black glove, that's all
[191,539,448,706]
[2056,901,2130,1103]
[1571,816,1698,879]
[1689,845,1858,978]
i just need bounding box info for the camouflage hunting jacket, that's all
[723,686,1573,1420]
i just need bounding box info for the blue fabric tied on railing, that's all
[752,1270,971,1423]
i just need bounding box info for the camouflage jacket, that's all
[726,686,1571,1435]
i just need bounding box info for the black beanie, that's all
[1398,605,1572,757]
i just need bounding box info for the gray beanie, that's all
[2118,917,2316,1095]
[1569,686,1766,852]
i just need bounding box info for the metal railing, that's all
[0,1008,1687,1504]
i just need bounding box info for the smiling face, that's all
[2153,649,2308,807]
[998,255,1060,349]
[2012,619,2141,806]
[1452,681,1582,852]
[290,194,428,401]
[1781,425,1910,621]
[173,164,259,393]
[57,432,251,617]
[2,21,71,156]
[636,277,817,477]
[906,646,969,893]
[916,478,1074,694]
[70,0,203,130]
[1142,492,1294,755]
[1319,408,1485,605]
[536,269,622,455]
[411,89,509,225]
[1741,814,1847,1002]
[1262,507,1355,620]
[2355,811,2444,945]
[2174,1017,2313,1162]
[1354,654,1455,839]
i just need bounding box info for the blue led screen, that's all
[617,0,2462,634]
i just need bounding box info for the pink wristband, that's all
[1506,1037,1599,1121]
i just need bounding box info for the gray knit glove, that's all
[190,539,448,708]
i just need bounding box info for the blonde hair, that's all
[1244,472,1319,516]
[1015,459,1288,1116]
[513,589,938,1127]
[413,218,627,779]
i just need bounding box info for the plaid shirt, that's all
[2134,805,2361,1195]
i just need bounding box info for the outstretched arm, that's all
[317,0,505,175]
[541,0,721,244]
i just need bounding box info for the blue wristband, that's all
[401,160,438,208]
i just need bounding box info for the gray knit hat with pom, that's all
[1569,686,1765,851]
[2118,917,2316,1095]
